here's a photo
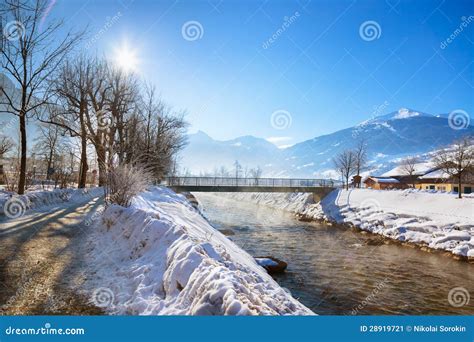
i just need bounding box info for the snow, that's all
[381,162,436,177]
[368,177,400,184]
[218,189,474,258]
[393,108,420,119]
[255,257,278,267]
[0,187,103,216]
[419,168,451,179]
[83,186,313,315]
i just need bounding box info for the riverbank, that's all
[213,189,474,261]
[82,186,313,315]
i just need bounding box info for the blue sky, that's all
[51,0,473,146]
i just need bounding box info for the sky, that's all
[28,0,474,146]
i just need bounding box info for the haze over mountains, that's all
[181,108,474,178]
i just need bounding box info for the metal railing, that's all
[165,177,338,188]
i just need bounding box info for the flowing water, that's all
[194,193,474,315]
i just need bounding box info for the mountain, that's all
[181,131,281,173]
[180,108,474,177]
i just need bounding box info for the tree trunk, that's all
[97,145,107,187]
[458,175,462,199]
[46,151,53,181]
[18,114,27,195]
[78,133,88,188]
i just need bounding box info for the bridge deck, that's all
[165,177,339,193]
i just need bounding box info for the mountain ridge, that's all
[180,108,473,177]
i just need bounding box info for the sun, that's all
[113,43,139,72]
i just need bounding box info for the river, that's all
[194,193,474,315]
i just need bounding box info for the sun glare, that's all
[113,44,139,73]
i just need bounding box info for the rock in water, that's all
[255,256,287,274]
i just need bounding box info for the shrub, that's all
[105,164,152,207]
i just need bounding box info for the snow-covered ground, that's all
[217,189,474,259]
[0,187,103,217]
[83,186,313,315]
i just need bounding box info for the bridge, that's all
[165,177,339,200]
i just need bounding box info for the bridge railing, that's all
[165,177,338,188]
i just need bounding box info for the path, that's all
[0,194,104,315]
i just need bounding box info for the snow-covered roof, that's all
[419,169,450,180]
[381,162,436,177]
[366,176,400,184]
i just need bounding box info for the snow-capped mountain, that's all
[182,131,281,173]
[180,109,473,177]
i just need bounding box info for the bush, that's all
[105,164,152,207]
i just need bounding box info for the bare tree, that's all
[121,89,188,181]
[215,165,230,177]
[33,123,62,180]
[0,0,84,194]
[0,136,14,157]
[233,160,242,180]
[84,58,111,186]
[433,137,474,199]
[107,67,139,165]
[249,166,263,185]
[46,56,93,188]
[399,156,420,188]
[334,149,356,190]
[353,140,367,188]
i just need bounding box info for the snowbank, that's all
[217,189,474,259]
[0,187,103,217]
[83,187,313,315]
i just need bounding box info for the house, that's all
[363,176,408,190]
[369,163,474,194]
[415,169,474,194]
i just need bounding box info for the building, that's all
[363,176,408,190]
[415,169,473,194]
[367,164,474,194]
